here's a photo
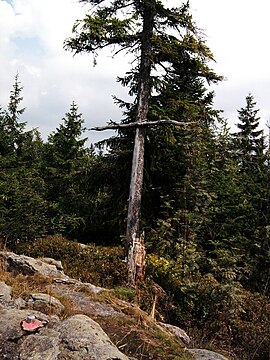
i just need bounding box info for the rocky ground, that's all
[0,251,230,359]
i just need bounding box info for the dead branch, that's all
[89,119,197,131]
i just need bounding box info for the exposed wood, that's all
[150,293,157,320]
[126,0,155,286]
[89,119,195,131]
[126,105,147,286]
[127,231,146,285]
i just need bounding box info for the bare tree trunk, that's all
[126,127,146,284]
[126,0,155,286]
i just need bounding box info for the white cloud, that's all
[190,0,270,132]
[0,0,270,145]
[0,0,132,144]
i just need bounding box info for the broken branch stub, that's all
[127,232,146,285]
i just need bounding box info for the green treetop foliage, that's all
[7,73,25,123]
[0,75,47,243]
[46,101,88,167]
[0,74,26,160]
[64,0,221,114]
[233,94,267,218]
[234,93,266,165]
[231,94,269,292]
[42,102,91,237]
[0,74,43,167]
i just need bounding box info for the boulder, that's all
[0,282,26,309]
[0,281,12,303]
[186,348,229,360]
[58,314,129,359]
[40,257,64,271]
[0,308,50,341]
[0,309,129,359]
[19,329,61,360]
[54,277,104,294]
[28,293,65,315]
[0,252,65,277]
[0,308,50,360]
[83,282,104,294]
[159,322,191,344]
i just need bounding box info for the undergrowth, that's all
[6,235,270,359]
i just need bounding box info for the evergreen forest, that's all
[0,1,270,358]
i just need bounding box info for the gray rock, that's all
[0,252,65,277]
[40,257,64,271]
[58,314,129,360]
[0,308,129,359]
[28,293,65,315]
[83,282,104,294]
[19,329,61,360]
[13,297,27,309]
[51,285,124,318]
[0,308,50,360]
[0,281,12,302]
[186,348,229,360]
[54,277,79,285]
[159,322,191,344]
[0,283,27,310]
[0,308,50,341]
[53,277,104,294]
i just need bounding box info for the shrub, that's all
[16,235,127,288]
[146,253,270,359]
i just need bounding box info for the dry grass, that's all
[0,263,193,359]
[0,266,51,298]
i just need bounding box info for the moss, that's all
[110,287,136,302]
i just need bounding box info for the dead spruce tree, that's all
[65,0,220,285]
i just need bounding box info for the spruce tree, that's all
[233,94,269,292]
[0,76,47,243]
[0,74,26,161]
[234,93,265,168]
[42,102,90,237]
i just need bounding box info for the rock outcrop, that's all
[0,251,229,360]
[0,309,128,359]
[0,251,129,359]
[0,251,65,277]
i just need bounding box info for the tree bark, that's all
[126,0,155,286]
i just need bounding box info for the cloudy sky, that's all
[0,0,270,145]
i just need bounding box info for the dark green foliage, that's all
[146,254,270,360]
[41,102,91,237]
[234,93,265,163]
[230,95,270,293]
[0,168,48,242]
[0,75,47,243]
